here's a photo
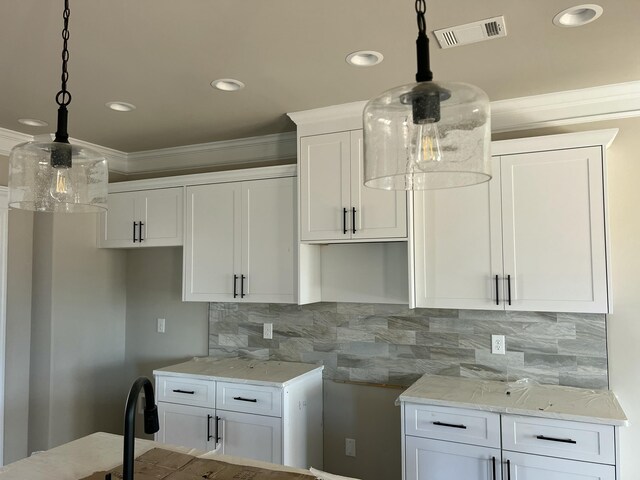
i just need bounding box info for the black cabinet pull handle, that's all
[352,207,356,234]
[492,456,496,480]
[215,415,221,442]
[536,435,577,444]
[207,414,213,441]
[233,396,257,403]
[343,208,348,235]
[233,275,238,298]
[172,389,195,394]
[506,459,511,480]
[240,275,246,298]
[507,274,512,306]
[495,275,500,305]
[139,222,144,242]
[432,421,467,429]
[133,222,138,243]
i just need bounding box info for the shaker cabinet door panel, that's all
[218,410,283,464]
[300,132,351,241]
[241,177,295,303]
[500,147,608,313]
[405,436,501,480]
[350,130,407,240]
[140,187,183,246]
[413,157,502,309]
[99,191,138,247]
[184,183,241,301]
[156,403,216,453]
[505,452,615,480]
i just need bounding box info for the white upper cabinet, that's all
[413,130,615,313]
[184,176,295,303]
[98,187,183,248]
[500,147,608,313]
[300,130,407,242]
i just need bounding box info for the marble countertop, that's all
[0,432,312,480]
[154,357,324,387]
[399,375,628,426]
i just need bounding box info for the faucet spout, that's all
[123,377,159,480]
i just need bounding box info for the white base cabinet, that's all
[402,402,620,480]
[154,360,323,469]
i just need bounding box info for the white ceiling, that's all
[1,1,639,153]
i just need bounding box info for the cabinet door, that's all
[98,191,138,248]
[184,183,242,302]
[413,157,503,309]
[300,132,351,241]
[405,436,501,480]
[156,402,216,452]
[504,452,615,480]
[218,410,283,464]
[138,187,183,247]
[350,130,408,240]
[241,177,295,303]
[500,147,608,313]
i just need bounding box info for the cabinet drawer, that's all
[502,415,615,465]
[216,382,282,417]
[156,376,215,408]
[404,404,501,448]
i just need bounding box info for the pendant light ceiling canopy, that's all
[8,0,108,213]
[363,0,491,191]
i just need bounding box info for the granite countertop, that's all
[0,432,312,480]
[399,375,628,426]
[154,357,324,387]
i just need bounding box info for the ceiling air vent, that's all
[434,16,507,49]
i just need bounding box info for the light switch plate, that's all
[157,318,166,333]
[345,438,356,457]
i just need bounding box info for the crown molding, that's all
[0,128,31,156]
[2,81,639,173]
[492,128,619,156]
[125,132,297,174]
[491,81,640,133]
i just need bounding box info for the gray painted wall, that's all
[28,213,127,452]
[124,247,208,384]
[4,209,33,463]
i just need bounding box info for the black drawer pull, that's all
[233,396,257,403]
[207,414,213,441]
[352,207,356,234]
[536,435,577,444]
[133,222,138,243]
[343,208,348,235]
[495,274,499,305]
[432,421,467,429]
[491,456,496,480]
[172,389,195,395]
[506,459,511,480]
[139,222,145,242]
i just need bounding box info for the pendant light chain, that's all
[56,0,72,107]
[415,0,427,34]
[414,0,433,82]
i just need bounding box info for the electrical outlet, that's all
[345,438,356,457]
[157,318,166,333]
[491,335,506,355]
[263,323,273,340]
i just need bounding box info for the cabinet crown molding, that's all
[491,128,619,156]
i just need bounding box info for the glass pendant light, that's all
[8,0,108,213]
[363,0,491,190]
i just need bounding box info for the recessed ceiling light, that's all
[553,4,603,27]
[106,101,137,112]
[18,118,48,127]
[346,51,384,67]
[211,79,245,92]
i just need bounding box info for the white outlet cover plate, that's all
[263,323,273,339]
[491,334,506,355]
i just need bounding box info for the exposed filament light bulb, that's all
[50,167,73,203]
[415,121,443,170]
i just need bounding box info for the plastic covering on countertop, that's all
[397,375,628,425]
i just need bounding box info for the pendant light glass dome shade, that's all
[363,80,491,190]
[8,0,108,213]
[8,140,108,213]
[363,0,491,191]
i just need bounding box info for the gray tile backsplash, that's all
[208,303,608,389]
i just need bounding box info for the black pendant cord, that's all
[54,0,71,145]
[415,0,433,83]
